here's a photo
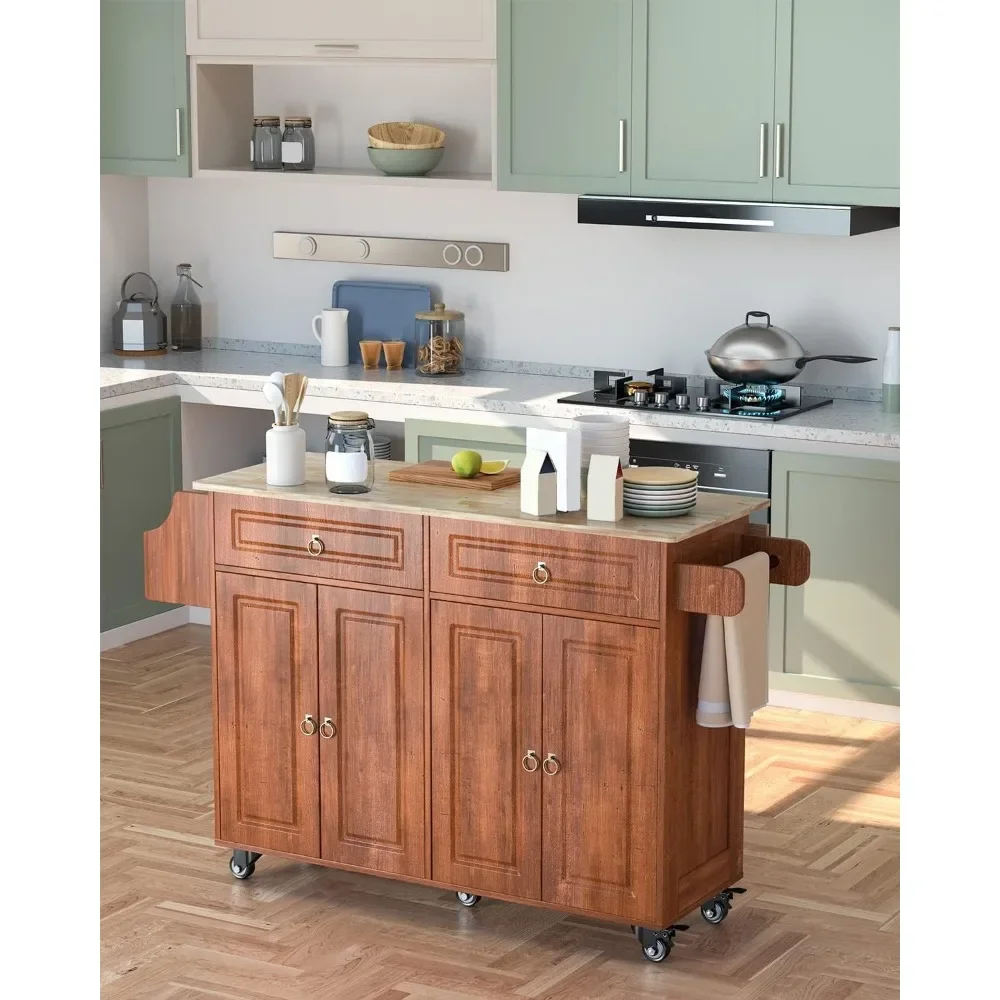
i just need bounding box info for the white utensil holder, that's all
[266,424,306,486]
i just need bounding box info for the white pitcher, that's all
[312,308,349,367]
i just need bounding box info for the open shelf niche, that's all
[191,59,495,188]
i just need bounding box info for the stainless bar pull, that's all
[315,43,360,51]
[759,123,767,177]
[618,120,626,173]
[775,122,784,179]
[175,108,183,157]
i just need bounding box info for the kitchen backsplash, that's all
[136,177,898,389]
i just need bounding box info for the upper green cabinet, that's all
[632,0,776,201]
[498,0,899,206]
[498,0,633,194]
[101,0,191,177]
[773,0,899,205]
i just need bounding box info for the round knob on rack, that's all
[298,236,318,257]
[464,244,484,267]
[355,238,370,260]
[442,243,462,266]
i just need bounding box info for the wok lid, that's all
[707,310,805,361]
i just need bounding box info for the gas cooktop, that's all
[558,369,834,421]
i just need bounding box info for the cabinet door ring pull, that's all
[532,561,550,585]
[521,750,539,772]
[307,535,325,556]
[300,714,317,736]
[320,717,337,739]
[542,753,560,775]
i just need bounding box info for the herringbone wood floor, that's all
[101,625,899,999]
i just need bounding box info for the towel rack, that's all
[674,535,811,616]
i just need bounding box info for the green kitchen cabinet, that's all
[498,0,633,194]
[404,419,527,465]
[772,0,899,206]
[101,398,183,631]
[631,0,777,201]
[769,452,899,706]
[101,0,191,177]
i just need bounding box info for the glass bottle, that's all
[251,115,282,170]
[325,411,376,494]
[282,116,316,171]
[169,263,204,352]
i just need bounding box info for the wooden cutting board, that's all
[387,460,520,491]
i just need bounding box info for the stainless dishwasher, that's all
[628,440,771,525]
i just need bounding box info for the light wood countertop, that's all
[193,455,768,543]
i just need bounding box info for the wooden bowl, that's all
[368,122,446,150]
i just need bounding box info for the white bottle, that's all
[266,424,306,486]
[882,326,900,414]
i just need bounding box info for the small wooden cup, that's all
[382,340,406,370]
[359,340,383,369]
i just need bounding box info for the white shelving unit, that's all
[191,59,497,188]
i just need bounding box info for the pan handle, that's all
[795,355,877,369]
[745,310,771,326]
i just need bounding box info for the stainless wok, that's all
[706,311,876,385]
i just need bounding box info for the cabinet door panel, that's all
[101,1,190,177]
[542,616,660,922]
[632,0,776,200]
[319,587,425,876]
[498,0,632,194]
[773,0,899,205]
[431,602,542,898]
[215,572,320,857]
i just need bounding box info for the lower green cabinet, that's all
[101,398,183,631]
[101,0,190,177]
[404,419,527,465]
[769,452,899,705]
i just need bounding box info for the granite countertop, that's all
[195,455,767,544]
[100,349,899,450]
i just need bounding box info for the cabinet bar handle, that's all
[775,122,784,179]
[542,753,560,776]
[315,43,360,50]
[521,750,539,773]
[320,717,337,739]
[759,123,767,177]
[618,120,626,173]
[531,561,550,585]
[300,714,317,736]
[175,108,182,157]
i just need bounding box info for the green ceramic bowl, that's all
[367,145,445,177]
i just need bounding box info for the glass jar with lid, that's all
[415,302,465,376]
[251,115,282,169]
[282,116,316,171]
[325,411,376,494]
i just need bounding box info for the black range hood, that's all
[578,196,899,237]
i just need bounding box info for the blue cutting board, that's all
[332,280,432,368]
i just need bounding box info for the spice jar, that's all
[282,116,315,171]
[415,303,465,377]
[325,411,376,494]
[251,115,282,169]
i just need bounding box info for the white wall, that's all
[100,176,151,352]
[147,177,899,389]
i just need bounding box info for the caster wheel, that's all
[456,892,481,907]
[230,857,255,880]
[642,939,669,963]
[701,898,729,924]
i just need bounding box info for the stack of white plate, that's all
[622,467,698,518]
[573,413,630,468]
[372,433,392,460]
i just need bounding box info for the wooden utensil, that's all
[283,374,306,425]
[291,376,309,423]
[388,460,520,491]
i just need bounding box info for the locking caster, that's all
[456,891,481,907]
[229,850,262,880]
[700,886,746,924]
[633,923,688,963]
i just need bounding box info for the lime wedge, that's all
[480,460,510,475]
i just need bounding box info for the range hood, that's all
[578,196,899,237]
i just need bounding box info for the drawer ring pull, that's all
[300,714,317,736]
[542,753,560,776]
[320,717,337,739]
[531,561,550,585]
[521,750,539,773]
[307,535,325,556]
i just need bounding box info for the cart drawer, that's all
[214,494,423,590]
[429,518,659,620]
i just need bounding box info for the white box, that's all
[520,449,558,516]
[586,454,624,521]
[525,426,582,512]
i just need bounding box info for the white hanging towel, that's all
[696,551,771,729]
